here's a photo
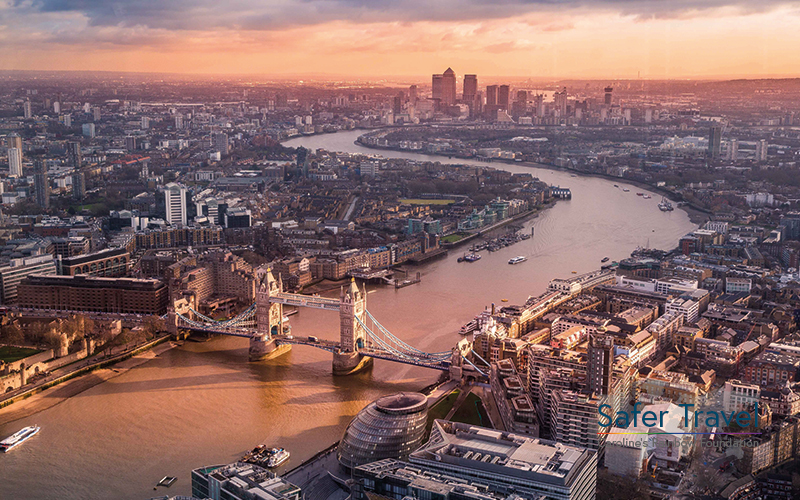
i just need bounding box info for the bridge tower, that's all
[333,278,373,375]
[250,268,291,362]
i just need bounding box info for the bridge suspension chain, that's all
[364,310,451,357]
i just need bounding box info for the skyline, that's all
[2,1,800,79]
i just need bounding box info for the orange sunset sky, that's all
[1,0,800,79]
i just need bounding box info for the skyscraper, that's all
[71,171,85,200]
[604,86,613,106]
[408,85,417,105]
[462,74,477,103]
[34,160,50,209]
[67,141,82,169]
[441,68,456,106]
[708,124,722,159]
[485,85,498,106]
[431,74,443,103]
[164,183,188,226]
[7,148,22,178]
[23,100,32,119]
[497,85,510,110]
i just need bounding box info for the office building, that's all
[388,421,598,500]
[191,462,301,500]
[225,207,252,228]
[18,275,169,315]
[7,147,22,177]
[708,124,722,159]
[486,85,498,106]
[338,392,428,470]
[34,160,50,209]
[71,171,85,200]
[432,68,457,107]
[463,74,477,104]
[125,136,137,152]
[604,86,613,106]
[0,255,58,304]
[60,247,130,277]
[164,183,188,226]
[497,84,510,110]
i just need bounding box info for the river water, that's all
[0,130,697,499]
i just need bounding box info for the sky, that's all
[1,0,800,79]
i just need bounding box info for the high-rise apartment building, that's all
[6,132,22,151]
[23,100,32,119]
[34,160,50,209]
[164,183,188,226]
[729,138,739,161]
[587,334,615,395]
[67,141,82,169]
[708,124,722,159]
[554,88,568,117]
[71,171,86,200]
[604,86,613,106]
[756,139,768,162]
[213,132,229,156]
[7,147,22,178]
[82,123,96,138]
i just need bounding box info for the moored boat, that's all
[266,447,290,468]
[508,256,527,265]
[464,253,481,262]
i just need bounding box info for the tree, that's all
[0,323,24,345]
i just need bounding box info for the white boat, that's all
[508,256,527,265]
[459,320,477,335]
[266,447,290,467]
[1,425,40,452]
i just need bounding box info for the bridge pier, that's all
[332,350,373,375]
[249,334,291,362]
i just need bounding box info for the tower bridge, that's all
[168,267,475,377]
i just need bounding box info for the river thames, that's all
[0,130,697,499]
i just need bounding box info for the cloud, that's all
[16,0,797,33]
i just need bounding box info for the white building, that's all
[164,183,187,226]
[82,123,96,138]
[722,379,760,413]
[703,220,729,235]
[665,297,700,324]
[7,147,22,178]
[726,277,753,294]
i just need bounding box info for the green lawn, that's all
[399,199,455,205]
[425,389,461,436]
[451,393,490,427]
[0,346,41,363]
[441,234,464,243]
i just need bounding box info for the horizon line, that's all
[2,68,800,83]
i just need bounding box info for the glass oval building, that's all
[338,392,428,469]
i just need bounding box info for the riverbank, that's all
[353,138,708,228]
[0,338,176,426]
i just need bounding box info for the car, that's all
[308,336,319,342]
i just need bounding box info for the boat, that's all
[643,194,652,199]
[1,425,40,452]
[571,271,577,274]
[464,253,481,262]
[658,197,674,212]
[613,184,619,187]
[622,188,630,192]
[266,447,290,468]
[508,256,527,265]
[459,320,477,335]
[501,298,509,302]
[156,477,177,488]
[457,256,464,263]
[520,233,531,240]
[636,192,644,196]
[601,257,610,263]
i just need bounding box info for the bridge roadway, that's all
[270,292,340,311]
